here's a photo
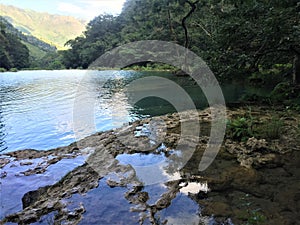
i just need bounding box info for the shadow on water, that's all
[0,70,272,153]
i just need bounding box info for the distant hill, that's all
[0,16,56,52]
[0,4,86,50]
[0,17,66,70]
[0,19,30,70]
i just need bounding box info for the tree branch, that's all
[192,21,212,37]
[182,0,199,48]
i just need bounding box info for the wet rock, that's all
[155,186,180,210]
[137,192,149,203]
[202,201,232,217]
[106,179,120,187]
[2,106,300,224]
[22,185,50,208]
[246,137,268,152]
[225,138,282,169]
[239,156,254,169]
[0,157,10,168]
[20,161,33,166]
[0,171,7,178]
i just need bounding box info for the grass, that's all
[247,209,267,225]
[23,41,47,59]
[257,116,283,140]
[236,194,267,225]
[226,108,284,141]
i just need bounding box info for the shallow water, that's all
[65,151,202,224]
[0,155,87,218]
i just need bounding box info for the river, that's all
[0,70,269,153]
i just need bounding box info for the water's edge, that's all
[1,106,299,224]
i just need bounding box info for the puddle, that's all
[0,155,86,219]
[180,182,209,194]
[31,211,58,225]
[115,144,182,185]
[63,148,206,224]
[68,178,139,225]
[156,193,200,225]
[1,145,209,224]
[66,176,202,225]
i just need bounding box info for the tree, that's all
[61,0,300,85]
[0,21,30,70]
[181,0,199,48]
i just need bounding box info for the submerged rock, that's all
[1,106,300,224]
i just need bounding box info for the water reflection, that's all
[0,70,271,153]
[0,70,140,152]
[68,149,203,224]
[1,121,209,224]
[0,111,7,152]
[0,155,87,218]
[0,70,188,152]
[0,89,7,152]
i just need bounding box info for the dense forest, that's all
[62,0,300,83]
[0,20,29,70]
[0,17,64,71]
[1,0,299,87]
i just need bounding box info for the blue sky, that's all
[0,0,126,20]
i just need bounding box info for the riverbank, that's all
[0,64,202,78]
[1,106,300,224]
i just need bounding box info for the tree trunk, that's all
[293,53,300,85]
[182,0,199,48]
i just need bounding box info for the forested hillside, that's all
[0,4,86,50]
[0,17,65,71]
[0,16,56,52]
[0,20,29,70]
[63,0,300,83]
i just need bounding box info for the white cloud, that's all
[57,2,85,15]
[57,0,125,20]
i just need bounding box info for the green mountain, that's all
[0,16,56,52]
[0,20,30,70]
[0,4,86,50]
[0,17,66,70]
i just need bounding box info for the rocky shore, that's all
[1,106,300,225]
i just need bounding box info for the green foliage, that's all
[36,52,65,70]
[9,68,18,72]
[23,41,47,60]
[0,23,30,70]
[125,62,176,71]
[227,108,284,141]
[256,116,284,140]
[248,63,292,87]
[0,17,67,70]
[247,209,267,225]
[270,82,295,101]
[0,16,56,52]
[61,0,300,82]
[227,115,254,142]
